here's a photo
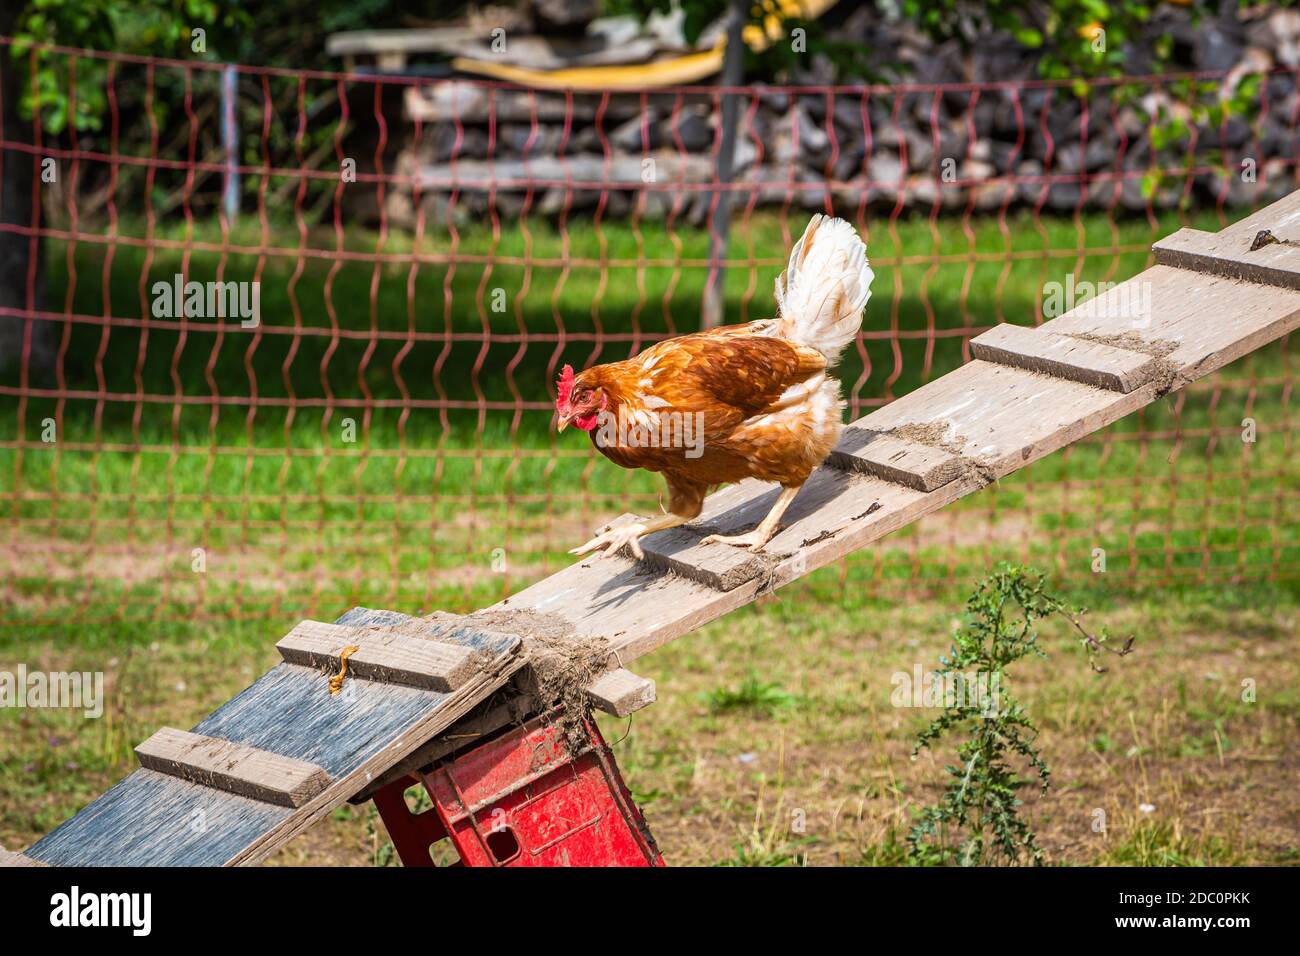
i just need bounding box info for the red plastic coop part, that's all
[371,709,664,867]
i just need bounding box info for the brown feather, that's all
[574,318,845,495]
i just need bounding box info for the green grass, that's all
[703,675,799,715]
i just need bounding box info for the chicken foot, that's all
[701,485,800,552]
[570,510,691,560]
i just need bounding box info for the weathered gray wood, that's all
[827,427,967,490]
[228,611,523,867]
[0,848,46,866]
[26,771,291,868]
[135,728,332,809]
[277,619,481,692]
[27,609,524,867]
[1154,227,1300,290]
[969,323,1159,392]
[587,668,657,717]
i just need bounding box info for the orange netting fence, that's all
[0,40,1295,629]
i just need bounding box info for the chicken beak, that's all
[556,411,572,433]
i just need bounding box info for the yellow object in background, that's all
[451,0,835,90]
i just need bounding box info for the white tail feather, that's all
[774,214,873,363]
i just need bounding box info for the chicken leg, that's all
[570,511,691,560]
[701,484,800,552]
[570,475,706,561]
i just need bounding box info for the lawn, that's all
[1,206,1296,864]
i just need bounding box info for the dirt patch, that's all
[907,507,1036,551]
[437,606,613,751]
[1,540,174,584]
[1067,332,1184,396]
[887,422,998,485]
[889,421,965,453]
[459,606,578,642]
[1069,331,1179,358]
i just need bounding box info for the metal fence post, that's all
[221,64,240,223]
[701,0,747,329]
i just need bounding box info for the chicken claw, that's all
[700,529,773,552]
[700,486,800,554]
[570,521,648,560]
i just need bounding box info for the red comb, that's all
[556,364,576,407]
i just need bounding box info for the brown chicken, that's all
[556,214,873,559]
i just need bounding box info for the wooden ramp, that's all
[22,609,524,866]
[10,191,1300,865]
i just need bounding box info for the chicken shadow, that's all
[586,462,869,610]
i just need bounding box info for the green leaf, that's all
[1014,28,1043,49]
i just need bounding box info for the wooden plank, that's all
[25,772,292,868]
[1154,227,1300,290]
[619,512,775,591]
[619,446,938,592]
[1039,264,1300,378]
[135,728,333,809]
[586,668,657,717]
[276,619,481,692]
[835,361,1121,478]
[0,848,46,866]
[827,426,967,490]
[969,323,1159,392]
[504,467,926,663]
[1150,190,1300,287]
[228,611,523,867]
